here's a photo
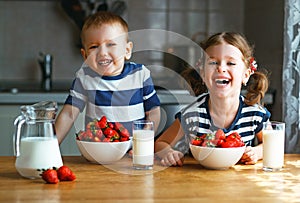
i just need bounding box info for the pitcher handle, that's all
[14,115,26,157]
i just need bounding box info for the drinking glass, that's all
[262,121,285,172]
[132,120,154,170]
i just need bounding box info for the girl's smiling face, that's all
[81,23,133,76]
[200,43,251,98]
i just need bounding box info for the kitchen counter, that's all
[0,89,197,105]
[0,154,299,202]
[0,80,274,105]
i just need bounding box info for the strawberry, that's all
[98,116,108,129]
[93,136,101,142]
[114,122,123,131]
[77,116,131,142]
[191,137,202,146]
[103,137,112,142]
[103,127,114,137]
[57,166,76,181]
[119,128,130,138]
[95,129,103,138]
[85,130,94,141]
[41,169,59,184]
[114,122,130,138]
[107,122,114,129]
[120,136,130,142]
[104,128,120,140]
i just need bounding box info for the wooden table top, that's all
[0,154,299,203]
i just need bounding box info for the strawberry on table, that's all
[41,169,59,184]
[57,166,76,181]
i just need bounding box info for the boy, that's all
[55,11,160,144]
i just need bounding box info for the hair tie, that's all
[250,57,257,73]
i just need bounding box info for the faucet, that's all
[38,52,52,91]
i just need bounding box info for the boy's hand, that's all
[160,149,184,167]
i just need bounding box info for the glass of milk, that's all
[132,120,154,170]
[262,121,285,172]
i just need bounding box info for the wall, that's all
[0,0,244,82]
[244,0,284,121]
[0,0,283,120]
[0,1,82,82]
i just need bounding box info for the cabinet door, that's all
[0,105,19,155]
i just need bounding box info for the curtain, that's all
[283,0,300,153]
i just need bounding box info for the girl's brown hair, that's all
[182,32,269,105]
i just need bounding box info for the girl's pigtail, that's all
[244,70,269,106]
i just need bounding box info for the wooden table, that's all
[0,155,299,203]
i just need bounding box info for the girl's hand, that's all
[240,146,258,165]
[160,149,184,167]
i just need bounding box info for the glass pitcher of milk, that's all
[14,101,63,179]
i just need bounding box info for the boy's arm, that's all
[55,104,80,144]
[145,106,161,134]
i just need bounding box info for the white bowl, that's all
[76,140,132,164]
[190,144,246,169]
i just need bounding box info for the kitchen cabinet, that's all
[0,105,19,156]
[0,104,80,156]
[0,90,196,156]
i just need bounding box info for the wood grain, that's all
[0,155,299,202]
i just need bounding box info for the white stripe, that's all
[242,105,266,114]
[186,116,209,125]
[70,90,87,102]
[236,115,263,125]
[237,126,257,135]
[143,90,156,100]
[241,134,255,142]
[77,66,149,91]
[85,102,145,122]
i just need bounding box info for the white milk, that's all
[15,137,63,179]
[263,129,285,170]
[132,130,154,168]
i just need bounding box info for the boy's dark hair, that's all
[81,11,129,44]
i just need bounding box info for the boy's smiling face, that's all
[81,23,133,76]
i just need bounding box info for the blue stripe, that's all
[65,95,86,112]
[70,78,85,93]
[144,93,160,111]
[88,89,144,106]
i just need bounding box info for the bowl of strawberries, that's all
[76,116,131,164]
[189,129,246,170]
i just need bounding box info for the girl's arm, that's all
[154,118,185,166]
[240,131,263,165]
[55,104,80,144]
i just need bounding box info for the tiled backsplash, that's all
[0,0,244,83]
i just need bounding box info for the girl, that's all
[155,32,271,166]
